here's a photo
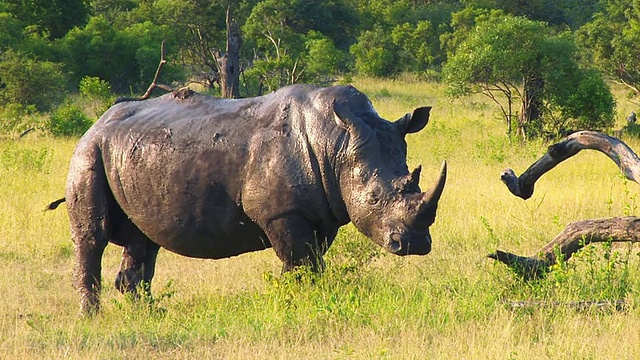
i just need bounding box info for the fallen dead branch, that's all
[503,299,626,311]
[489,217,640,279]
[500,131,640,199]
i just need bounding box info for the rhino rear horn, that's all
[408,165,422,189]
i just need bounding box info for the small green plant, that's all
[375,88,392,99]
[46,101,93,137]
[474,135,509,163]
[508,239,635,304]
[620,177,638,216]
[325,225,383,277]
[623,121,640,137]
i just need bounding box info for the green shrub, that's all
[1,145,52,173]
[79,76,112,100]
[46,102,93,137]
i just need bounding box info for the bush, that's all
[0,49,67,111]
[532,68,616,138]
[46,102,93,137]
[350,26,397,77]
[1,145,52,173]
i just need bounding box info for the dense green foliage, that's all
[576,0,640,98]
[0,0,635,138]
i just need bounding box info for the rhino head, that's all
[334,101,446,255]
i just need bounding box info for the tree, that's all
[242,0,354,94]
[350,0,460,76]
[443,15,614,139]
[0,11,23,49]
[350,26,397,77]
[215,6,242,98]
[58,16,180,93]
[3,0,90,39]
[304,31,347,84]
[462,0,602,29]
[576,0,640,99]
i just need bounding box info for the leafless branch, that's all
[490,132,640,279]
[500,131,640,199]
[138,40,173,100]
[116,41,174,103]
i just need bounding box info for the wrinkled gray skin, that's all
[65,84,446,314]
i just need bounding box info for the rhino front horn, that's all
[423,161,447,210]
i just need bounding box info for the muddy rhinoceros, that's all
[53,84,446,314]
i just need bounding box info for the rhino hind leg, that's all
[114,237,160,298]
[66,146,112,315]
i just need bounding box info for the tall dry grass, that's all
[1,78,639,359]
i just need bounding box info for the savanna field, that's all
[2,78,640,359]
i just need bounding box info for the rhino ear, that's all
[333,100,374,147]
[395,106,431,134]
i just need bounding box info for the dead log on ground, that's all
[490,131,640,279]
[504,299,626,311]
[489,217,640,279]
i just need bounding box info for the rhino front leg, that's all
[265,215,325,272]
[115,238,160,297]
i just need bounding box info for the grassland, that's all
[1,78,640,359]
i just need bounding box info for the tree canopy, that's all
[443,15,614,138]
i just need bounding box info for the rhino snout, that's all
[386,231,432,256]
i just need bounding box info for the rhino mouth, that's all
[387,231,432,256]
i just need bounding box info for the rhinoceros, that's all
[55,84,446,314]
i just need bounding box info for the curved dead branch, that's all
[491,131,640,279]
[500,131,640,199]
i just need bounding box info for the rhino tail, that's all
[45,197,66,211]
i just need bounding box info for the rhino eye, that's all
[354,166,369,182]
[367,186,382,205]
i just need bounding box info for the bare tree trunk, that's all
[215,6,241,99]
[491,131,640,279]
[518,75,543,139]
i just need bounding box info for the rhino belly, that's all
[122,199,271,259]
[107,168,272,259]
